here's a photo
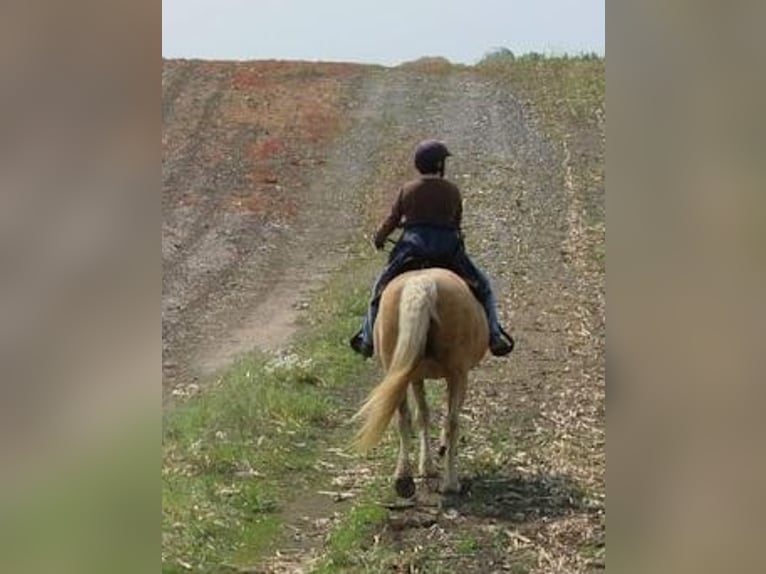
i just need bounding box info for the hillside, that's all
[162,56,605,573]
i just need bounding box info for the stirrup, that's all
[349,332,374,358]
[490,327,514,357]
[499,326,514,352]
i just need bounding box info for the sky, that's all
[162,0,604,65]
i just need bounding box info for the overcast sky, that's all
[162,0,604,65]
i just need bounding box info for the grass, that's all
[162,244,382,572]
[455,534,480,554]
[312,496,390,573]
[162,356,326,571]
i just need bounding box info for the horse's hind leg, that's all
[441,372,468,494]
[393,395,416,498]
[411,380,436,478]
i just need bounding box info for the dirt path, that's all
[162,60,605,572]
[424,74,605,572]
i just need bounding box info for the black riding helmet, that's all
[414,139,451,175]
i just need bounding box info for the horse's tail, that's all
[354,276,438,452]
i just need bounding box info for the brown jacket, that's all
[373,176,463,248]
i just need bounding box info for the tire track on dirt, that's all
[443,75,572,421]
[163,64,268,392]
[190,73,391,376]
[162,67,233,261]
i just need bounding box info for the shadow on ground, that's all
[453,469,591,523]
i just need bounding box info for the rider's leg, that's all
[456,255,514,356]
[358,275,385,349]
[350,254,408,357]
[350,279,383,357]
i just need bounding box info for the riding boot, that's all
[482,297,514,356]
[350,253,406,358]
[349,295,380,358]
[473,269,514,357]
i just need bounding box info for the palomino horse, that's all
[354,267,489,496]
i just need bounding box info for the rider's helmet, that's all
[414,139,451,175]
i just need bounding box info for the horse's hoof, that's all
[438,445,447,458]
[394,476,416,498]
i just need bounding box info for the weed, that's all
[313,501,389,572]
[455,535,480,554]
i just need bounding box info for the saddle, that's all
[376,255,482,301]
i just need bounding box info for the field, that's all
[162,55,605,573]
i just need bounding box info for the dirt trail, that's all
[259,70,603,572]
[430,75,605,572]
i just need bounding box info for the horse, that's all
[353,267,489,496]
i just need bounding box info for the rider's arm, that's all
[373,189,404,249]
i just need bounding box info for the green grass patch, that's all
[162,355,330,571]
[312,500,389,573]
[580,537,606,564]
[455,534,480,554]
[162,244,383,572]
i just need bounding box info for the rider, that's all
[349,139,514,358]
